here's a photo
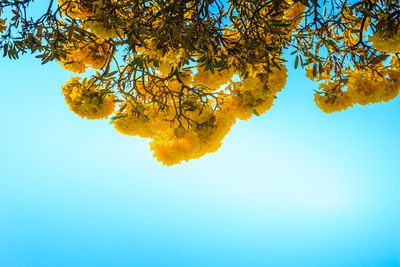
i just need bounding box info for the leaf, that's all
[299,55,304,67]
[326,39,339,52]
[3,44,8,57]
[369,54,389,65]
[107,71,118,77]
[318,62,323,74]
[36,25,43,38]
[152,58,159,67]
[272,59,281,70]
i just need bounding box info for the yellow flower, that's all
[58,0,92,20]
[81,39,112,69]
[268,64,288,94]
[227,64,287,120]
[369,30,400,54]
[314,81,354,113]
[60,55,87,74]
[62,77,115,119]
[193,66,234,91]
[150,110,236,165]
[59,40,112,73]
[84,20,123,39]
[112,103,158,139]
[347,67,400,105]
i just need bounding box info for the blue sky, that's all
[0,4,400,264]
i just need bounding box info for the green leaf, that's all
[313,64,317,77]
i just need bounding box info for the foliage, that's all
[1,0,400,165]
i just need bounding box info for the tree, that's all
[1,0,399,165]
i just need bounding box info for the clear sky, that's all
[1,24,400,267]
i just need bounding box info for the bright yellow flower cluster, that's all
[113,96,237,165]
[109,49,289,165]
[113,103,162,139]
[84,20,123,39]
[149,111,236,165]
[314,61,400,113]
[58,0,93,20]
[58,0,124,39]
[62,77,116,119]
[193,67,235,91]
[60,40,111,73]
[369,30,400,54]
[346,66,400,105]
[314,81,353,113]
[227,64,288,120]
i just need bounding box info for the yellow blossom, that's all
[62,77,115,119]
[60,40,112,73]
[84,20,123,39]
[369,30,400,54]
[58,0,92,20]
[314,90,353,114]
[150,110,236,165]
[193,66,235,90]
[346,67,400,105]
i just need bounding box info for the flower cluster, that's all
[62,77,116,119]
[346,66,400,105]
[109,59,289,165]
[149,111,236,166]
[58,0,124,39]
[112,94,237,165]
[226,64,287,120]
[283,1,306,34]
[193,67,234,91]
[58,0,93,20]
[314,62,400,113]
[60,40,112,73]
[314,81,353,113]
[369,30,400,54]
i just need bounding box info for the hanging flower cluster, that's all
[302,4,400,114]
[60,40,112,73]
[62,77,116,119]
[108,49,289,164]
[369,31,400,54]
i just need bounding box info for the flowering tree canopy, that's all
[1,0,400,165]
